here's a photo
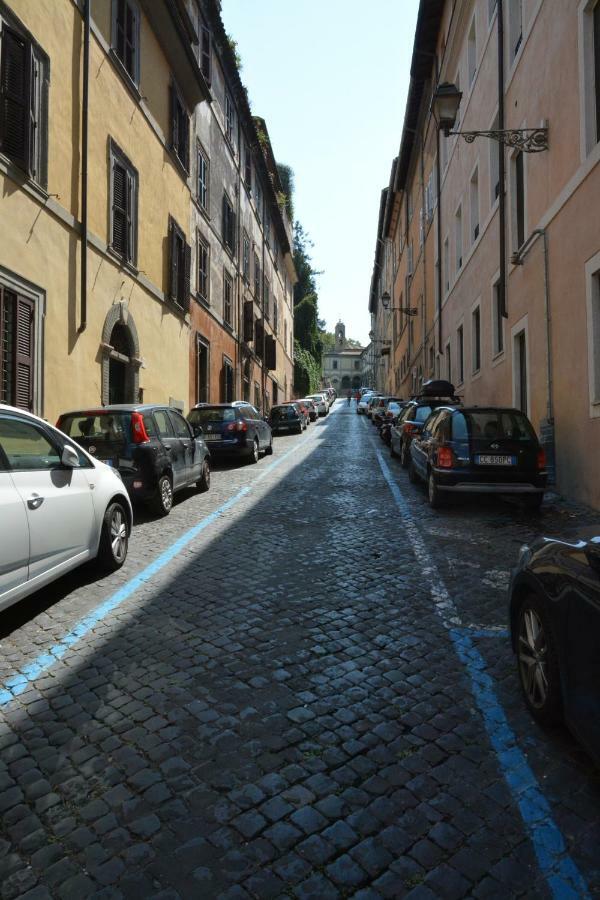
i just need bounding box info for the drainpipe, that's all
[420,130,426,383]
[497,0,507,319]
[78,0,90,333]
[435,62,443,363]
[511,228,555,482]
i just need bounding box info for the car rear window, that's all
[188,407,236,425]
[59,412,131,444]
[272,406,297,420]
[414,406,433,422]
[452,410,537,441]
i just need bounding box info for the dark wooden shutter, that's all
[243,300,254,342]
[126,168,135,263]
[265,335,276,371]
[169,219,177,301]
[169,83,177,153]
[219,363,226,402]
[112,160,128,257]
[14,294,34,411]
[181,106,189,170]
[0,26,32,173]
[222,194,227,246]
[183,242,191,304]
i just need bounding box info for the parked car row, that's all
[0,390,337,614]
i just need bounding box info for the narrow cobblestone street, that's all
[1,401,599,899]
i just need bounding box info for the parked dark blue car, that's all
[187,402,272,464]
[509,529,600,762]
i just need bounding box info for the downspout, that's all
[261,221,266,409]
[420,128,426,383]
[435,58,443,365]
[79,0,90,333]
[497,0,507,319]
[511,228,555,482]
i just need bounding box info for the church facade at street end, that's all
[322,322,366,392]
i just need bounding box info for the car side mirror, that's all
[191,423,203,437]
[61,445,81,467]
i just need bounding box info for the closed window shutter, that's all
[112,161,128,257]
[14,294,34,411]
[222,194,227,245]
[0,26,32,173]
[243,300,254,342]
[181,106,189,170]
[170,84,178,153]
[183,241,191,302]
[169,219,177,301]
[126,168,134,263]
[220,364,226,402]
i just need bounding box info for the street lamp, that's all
[431,82,548,152]
[381,291,418,316]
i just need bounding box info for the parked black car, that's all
[187,402,272,464]
[57,404,211,516]
[409,406,547,509]
[509,529,600,762]
[269,404,304,435]
[390,380,459,467]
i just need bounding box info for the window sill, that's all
[491,350,505,367]
[109,50,142,102]
[166,146,190,183]
[223,321,235,334]
[192,196,210,220]
[194,293,210,309]
[107,247,138,275]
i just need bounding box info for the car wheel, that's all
[97,501,129,570]
[401,441,410,469]
[428,471,443,508]
[516,594,562,725]
[408,460,420,484]
[265,438,273,456]
[152,473,173,516]
[250,437,260,463]
[523,493,543,513]
[197,459,210,492]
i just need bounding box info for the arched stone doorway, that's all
[351,375,361,388]
[101,303,140,405]
[341,375,351,389]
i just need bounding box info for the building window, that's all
[200,22,211,84]
[197,144,209,211]
[284,319,288,352]
[244,143,252,190]
[254,251,260,299]
[254,381,261,411]
[332,359,338,370]
[221,356,234,402]
[445,341,452,382]
[273,300,278,334]
[196,335,209,403]
[197,231,209,302]
[468,18,477,85]
[255,180,262,222]
[0,287,35,410]
[112,0,140,84]
[354,360,360,370]
[225,92,234,144]
[470,167,479,242]
[109,141,138,266]
[168,217,190,309]
[444,236,450,293]
[242,231,250,281]
[490,114,500,204]
[223,270,233,326]
[265,217,271,246]
[492,280,504,355]
[455,205,463,271]
[585,258,600,410]
[264,277,270,321]
[222,193,236,255]
[514,329,528,413]
[0,21,49,187]
[509,0,523,61]
[512,150,525,249]
[457,325,464,383]
[472,305,481,373]
[594,1,600,143]
[170,83,189,171]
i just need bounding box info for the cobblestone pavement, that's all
[1,400,599,899]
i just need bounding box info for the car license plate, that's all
[203,434,220,441]
[475,454,516,466]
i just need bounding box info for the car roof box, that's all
[420,379,455,398]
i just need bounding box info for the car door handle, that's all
[27,493,44,510]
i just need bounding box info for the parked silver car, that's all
[0,404,133,614]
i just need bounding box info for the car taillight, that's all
[403,423,418,435]
[437,446,454,468]
[537,448,546,470]
[131,412,150,444]
[227,420,248,432]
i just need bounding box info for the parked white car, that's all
[0,404,133,614]
[357,392,380,415]
[308,395,328,416]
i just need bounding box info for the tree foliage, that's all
[294,342,322,396]
[276,164,295,222]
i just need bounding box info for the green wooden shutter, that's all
[0,26,32,173]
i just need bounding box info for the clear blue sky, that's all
[221,0,420,346]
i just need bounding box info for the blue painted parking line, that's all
[374,446,590,899]
[0,423,324,709]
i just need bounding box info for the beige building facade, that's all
[370,0,600,509]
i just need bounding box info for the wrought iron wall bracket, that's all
[448,127,549,153]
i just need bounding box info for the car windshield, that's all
[272,407,297,420]
[59,412,131,444]
[415,406,433,422]
[454,410,537,441]
[188,407,236,425]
